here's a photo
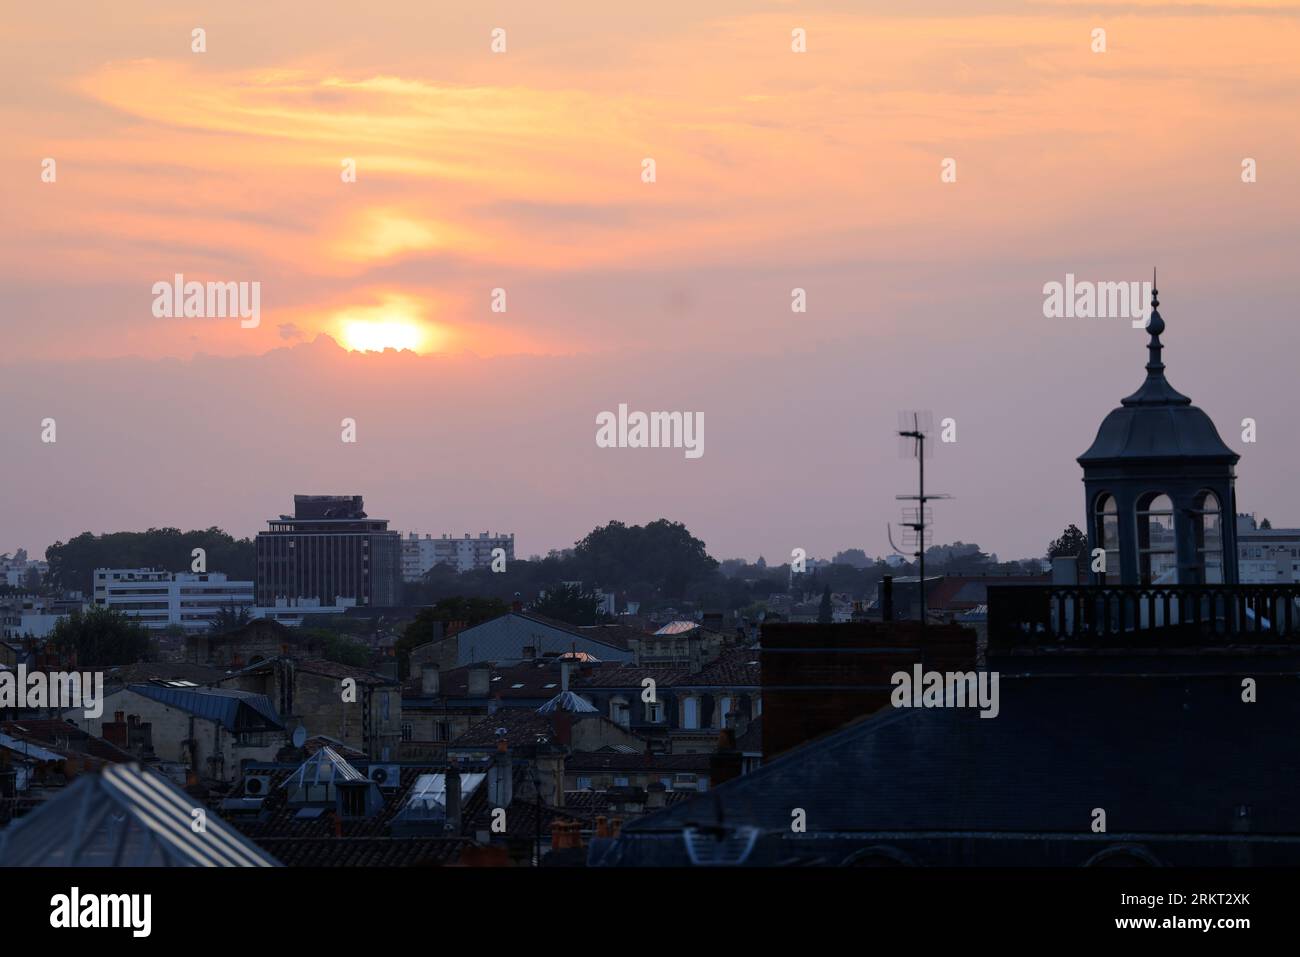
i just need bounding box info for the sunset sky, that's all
[3,1,1299,564]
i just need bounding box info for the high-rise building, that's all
[400,531,515,580]
[256,495,401,607]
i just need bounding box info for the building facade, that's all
[256,495,401,607]
[401,531,515,580]
[1236,514,1300,583]
[93,568,254,632]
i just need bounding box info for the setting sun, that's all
[340,318,428,353]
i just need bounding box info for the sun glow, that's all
[340,318,428,353]
[332,293,438,353]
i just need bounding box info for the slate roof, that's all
[127,683,283,731]
[597,672,1300,865]
[0,763,280,866]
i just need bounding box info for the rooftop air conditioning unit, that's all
[244,775,273,798]
[369,765,402,789]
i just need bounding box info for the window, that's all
[646,699,664,723]
[610,698,630,728]
[1194,491,1224,584]
[613,775,629,787]
[1093,493,1121,584]
[681,696,700,730]
[717,696,733,728]
[576,776,592,790]
[401,723,413,742]
[1137,493,1177,584]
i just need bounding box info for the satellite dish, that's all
[291,726,307,748]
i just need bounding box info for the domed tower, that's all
[1077,275,1240,586]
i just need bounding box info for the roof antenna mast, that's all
[888,411,951,629]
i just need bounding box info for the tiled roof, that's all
[405,659,566,700]
[0,719,137,765]
[565,751,712,773]
[563,790,696,814]
[577,623,649,649]
[572,647,760,690]
[226,656,396,686]
[257,836,468,867]
[450,709,566,749]
[102,662,225,687]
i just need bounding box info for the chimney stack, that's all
[420,664,440,695]
[560,659,572,691]
[710,727,742,786]
[467,665,490,697]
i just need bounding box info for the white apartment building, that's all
[1236,514,1300,583]
[401,531,516,580]
[1,595,83,639]
[93,568,254,632]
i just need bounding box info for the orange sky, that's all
[3,1,1299,561]
[5,0,1298,361]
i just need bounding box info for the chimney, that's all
[645,782,667,809]
[489,740,513,808]
[688,637,703,674]
[560,659,572,691]
[710,727,742,786]
[421,664,440,696]
[467,666,490,697]
[444,762,463,833]
[511,597,523,613]
[551,711,573,746]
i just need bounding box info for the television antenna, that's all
[887,411,952,626]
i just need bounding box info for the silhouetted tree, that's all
[50,606,152,666]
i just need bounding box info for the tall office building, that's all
[256,495,401,607]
